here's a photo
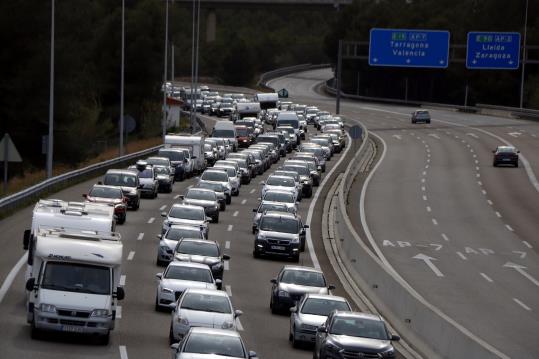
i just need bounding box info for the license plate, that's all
[271,245,286,251]
[62,325,84,333]
[502,158,511,161]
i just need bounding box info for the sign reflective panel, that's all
[466,32,520,70]
[369,28,450,68]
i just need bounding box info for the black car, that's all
[314,311,400,359]
[492,146,519,167]
[173,239,230,280]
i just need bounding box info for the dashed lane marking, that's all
[225,285,232,296]
[159,205,167,211]
[422,195,427,201]
[487,200,493,206]
[127,251,135,261]
[236,318,244,331]
[224,261,230,271]
[119,346,128,359]
[174,194,181,199]
[225,241,230,249]
[147,217,155,224]
[116,306,122,319]
[441,233,450,242]
[505,224,514,232]
[249,189,256,194]
[495,212,502,218]
[432,218,438,225]
[233,211,239,217]
[137,233,144,241]
[480,273,493,283]
[227,225,233,231]
[120,275,126,286]
[241,199,247,205]
[513,298,531,311]
[426,206,432,212]
[457,252,467,260]
[523,241,532,249]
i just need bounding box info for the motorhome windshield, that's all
[41,262,111,295]
[159,150,185,161]
[212,129,234,138]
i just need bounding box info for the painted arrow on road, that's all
[508,132,522,138]
[413,253,444,277]
[466,133,479,139]
[428,133,440,139]
[512,251,527,259]
[504,262,539,287]
[392,134,402,140]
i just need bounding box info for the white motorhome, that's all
[164,135,206,174]
[24,227,124,344]
[256,93,279,110]
[235,102,261,120]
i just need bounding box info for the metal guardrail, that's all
[257,63,331,91]
[0,145,163,215]
[476,103,539,120]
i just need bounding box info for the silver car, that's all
[289,294,351,347]
[161,204,209,238]
[260,175,299,200]
[128,161,158,198]
[169,288,242,342]
[155,261,219,311]
[198,169,233,204]
[212,165,241,196]
[146,156,175,182]
[153,165,173,193]
[181,188,220,223]
[156,224,206,266]
[170,327,257,358]
[260,189,299,212]
[173,239,229,280]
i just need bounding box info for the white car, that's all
[169,288,242,342]
[260,189,299,212]
[212,165,241,196]
[155,261,219,311]
[260,175,299,200]
[161,204,209,238]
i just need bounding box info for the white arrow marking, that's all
[413,253,444,277]
[430,244,442,251]
[392,134,402,140]
[508,132,522,138]
[428,133,440,139]
[513,251,526,259]
[504,262,539,287]
[466,133,479,139]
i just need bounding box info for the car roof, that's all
[184,287,228,296]
[91,184,122,191]
[167,261,212,270]
[187,187,216,194]
[282,265,323,273]
[170,203,205,210]
[304,293,347,302]
[188,327,241,337]
[268,175,294,180]
[106,169,137,175]
[169,224,204,231]
[262,211,297,219]
[332,310,382,322]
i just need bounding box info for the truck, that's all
[24,227,124,344]
[164,135,206,174]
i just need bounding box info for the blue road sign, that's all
[466,32,520,70]
[348,125,362,140]
[369,28,450,68]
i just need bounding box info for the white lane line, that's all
[470,149,474,153]
[477,181,483,186]
[427,158,430,163]
[116,306,123,319]
[523,241,532,249]
[127,251,135,261]
[0,253,27,304]
[427,153,431,158]
[225,285,232,296]
[475,166,480,171]
[480,273,493,283]
[159,205,167,211]
[476,173,481,178]
[457,252,467,260]
[224,261,230,271]
[513,298,532,311]
[495,211,502,218]
[227,225,233,231]
[426,206,432,212]
[473,154,477,158]
[421,186,426,191]
[421,178,426,183]
[119,345,128,359]
[120,275,126,286]
[422,171,427,176]
[233,211,239,217]
[505,224,514,232]
[225,241,230,249]
[147,217,155,224]
[441,233,450,242]
[174,194,181,199]
[487,200,493,206]
[425,164,429,169]
[475,160,479,164]
[249,189,255,194]
[241,199,247,205]
[432,218,438,225]
[236,318,244,331]
[422,195,427,201]
[481,190,487,195]
[137,232,145,241]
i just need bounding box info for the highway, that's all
[270,69,539,359]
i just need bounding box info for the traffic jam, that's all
[21,88,401,359]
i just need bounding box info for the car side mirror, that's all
[391,334,401,341]
[328,285,336,290]
[169,303,177,311]
[156,273,163,280]
[97,181,103,185]
[170,343,180,351]
[116,287,125,300]
[156,234,162,239]
[234,309,243,318]
[303,224,309,229]
[138,184,144,189]
[492,150,496,153]
[252,208,257,212]
[223,254,231,260]
[317,326,327,333]
[215,279,222,289]
[289,306,297,313]
[82,194,87,198]
[23,229,31,250]
[517,150,520,153]
[248,351,257,358]
[260,182,265,185]
[161,212,167,217]
[25,278,36,291]
[270,278,277,284]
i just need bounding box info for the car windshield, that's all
[277,119,299,129]
[266,177,295,187]
[187,189,216,201]
[213,129,234,138]
[214,167,236,177]
[201,171,228,182]
[169,206,205,220]
[159,150,184,161]
[165,266,213,283]
[301,147,322,156]
[183,333,244,357]
[41,262,111,295]
[147,158,168,166]
[330,317,389,340]
[103,173,137,187]
[257,136,279,145]
[177,241,219,257]
[89,186,122,199]
[306,109,318,114]
[196,182,224,193]
[281,270,325,287]
[154,166,170,175]
[136,169,153,178]
[180,293,232,314]
[274,172,299,181]
[311,138,329,146]
[166,227,204,240]
[204,144,213,151]
[264,191,294,203]
[258,203,292,214]
[278,127,294,134]
[301,298,350,316]
[283,165,309,176]
[497,147,516,153]
[236,128,250,136]
[259,216,299,234]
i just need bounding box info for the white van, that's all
[275,111,301,142]
[24,227,124,344]
[165,135,206,174]
[212,121,238,152]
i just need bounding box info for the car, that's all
[127,161,158,198]
[227,152,257,178]
[411,109,431,124]
[157,224,206,266]
[289,294,351,347]
[310,137,335,157]
[261,175,300,201]
[161,204,209,238]
[146,156,175,182]
[153,165,173,193]
[273,170,303,196]
[206,137,228,160]
[277,125,298,150]
[254,211,308,260]
[256,134,286,157]
[236,125,254,148]
[298,145,326,172]
[102,169,141,210]
[313,311,400,359]
[158,148,189,181]
[170,327,257,358]
[218,97,235,117]
[252,202,297,234]
[213,165,241,196]
[270,266,334,314]
[213,119,238,151]
[155,261,220,311]
[180,188,220,223]
[492,146,519,167]
[173,238,230,280]
[203,143,217,166]
[225,157,252,185]
[169,289,242,342]
[241,149,265,175]
[260,189,299,212]
[291,154,321,186]
[195,181,228,210]
[282,162,314,198]
[83,184,127,224]
[198,169,233,204]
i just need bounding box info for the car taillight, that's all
[123,197,128,203]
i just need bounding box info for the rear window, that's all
[213,129,234,138]
[89,186,122,199]
[201,171,228,182]
[159,150,184,161]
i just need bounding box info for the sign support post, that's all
[336,39,342,114]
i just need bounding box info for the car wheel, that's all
[155,296,162,312]
[118,217,126,225]
[169,325,176,345]
[515,162,519,168]
[493,162,497,167]
[213,215,219,223]
[292,254,300,263]
[98,331,110,345]
[133,200,140,210]
[253,250,260,259]
[220,202,226,211]
[30,320,41,340]
[292,328,300,348]
[301,240,305,252]
[226,195,231,205]
[289,331,293,342]
[270,297,279,314]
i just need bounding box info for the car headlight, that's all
[39,303,57,313]
[291,236,299,243]
[257,233,266,240]
[326,341,343,353]
[160,245,171,253]
[90,309,110,317]
[382,348,396,358]
[221,321,235,329]
[278,290,289,297]
[301,324,318,331]
[176,316,189,325]
[161,287,173,294]
[129,189,137,195]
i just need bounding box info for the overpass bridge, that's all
[174,0,352,42]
